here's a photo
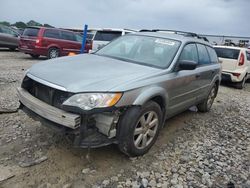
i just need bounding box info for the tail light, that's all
[238,53,244,66]
[35,38,42,46]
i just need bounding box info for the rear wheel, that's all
[235,76,246,89]
[197,84,218,112]
[48,47,59,59]
[118,101,162,157]
[30,54,40,59]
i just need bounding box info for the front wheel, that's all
[47,47,59,59]
[117,101,162,157]
[197,84,218,112]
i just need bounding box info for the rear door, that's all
[195,44,217,98]
[20,27,40,50]
[214,47,240,72]
[60,31,81,55]
[92,30,122,51]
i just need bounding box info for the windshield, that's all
[96,35,181,68]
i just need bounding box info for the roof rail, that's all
[124,28,138,32]
[139,29,209,42]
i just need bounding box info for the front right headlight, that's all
[62,93,122,110]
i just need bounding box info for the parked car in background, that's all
[87,28,135,52]
[18,31,221,156]
[214,46,250,89]
[0,24,20,50]
[19,27,84,59]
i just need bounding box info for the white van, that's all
[214,46,250,89]
[87,28,135,52]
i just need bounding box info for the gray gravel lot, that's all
[0,50,249,188]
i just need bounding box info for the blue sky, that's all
[0,0,249,36]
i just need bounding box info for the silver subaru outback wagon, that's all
[18,31,221,156]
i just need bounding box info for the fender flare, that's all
[132,86,168,108]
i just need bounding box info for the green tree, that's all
[0,21,10,26]
[43,23,54,28]
[13,21,27,28]
[27,20,42,27]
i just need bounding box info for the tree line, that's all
[0,20,54,28]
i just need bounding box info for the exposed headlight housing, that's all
[62,93,122,110]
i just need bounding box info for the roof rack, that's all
[139,29,209,42]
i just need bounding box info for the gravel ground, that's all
[0,50,249,188]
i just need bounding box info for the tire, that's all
[30,54,40,59]
[9,48,16,51]
[47,47,59,59]
[117,101,162,157]
[197,84,218,112]
[235,76,246,89]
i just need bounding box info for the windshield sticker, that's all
[155,39,175,46]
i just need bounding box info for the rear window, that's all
[43,29,60,39]
[94,31,122,41]
[214,48,240,60]
[23,28,39,37]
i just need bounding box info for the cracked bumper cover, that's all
[17,87,118,148]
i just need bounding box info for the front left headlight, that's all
[62,93,122,110]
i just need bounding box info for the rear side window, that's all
[43,29,60,39]
[94,31,122,41]
[179,43,198,62]
[87,33,94,40]
[214,48,240,60]
[246,51,250,61]
[197,44,211,65]
[206,47,218,63]
[61,31,76,41]
[23,28,39,37]
[75,34,82,42]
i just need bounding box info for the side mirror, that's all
[178,60,197,71]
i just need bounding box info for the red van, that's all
[19,27,86,59]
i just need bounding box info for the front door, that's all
[166,43,200,116]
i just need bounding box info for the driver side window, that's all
[179,43,198,62]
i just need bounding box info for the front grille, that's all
[21,76,73,109]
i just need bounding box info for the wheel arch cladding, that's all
[133,87,167,110]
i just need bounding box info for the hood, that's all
[27,54,159,93]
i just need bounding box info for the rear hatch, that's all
[92,30,122,51]
[214,47,240,71]
[19,27,40,50]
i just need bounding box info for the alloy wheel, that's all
[133,111,159,149]
[207,86,216,109]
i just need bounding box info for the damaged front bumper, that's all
[17,87,121,148]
